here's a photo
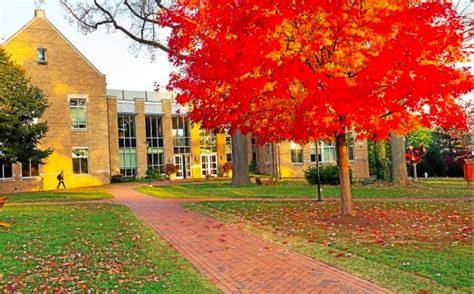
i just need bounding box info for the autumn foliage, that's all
[159,0,473,214]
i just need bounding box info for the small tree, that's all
[0,49,51,165]
[405,144,428,181]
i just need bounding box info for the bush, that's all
[304,165,352,185]
[111,174,138,183]
[165,163,178,175]
[223,162,232,173]
[146,169,162,181]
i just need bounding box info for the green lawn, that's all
[138,178,473,199]
[184,200,473,293]
[0,204,219,293]
[5,188,113,203]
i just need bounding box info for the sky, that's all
[0,0,173,91]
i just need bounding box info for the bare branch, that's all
[60,0,173,56]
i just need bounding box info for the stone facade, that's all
[1,9,370,193]
[1,9,111,191]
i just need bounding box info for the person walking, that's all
[56,170,66,189]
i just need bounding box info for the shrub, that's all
[304,165,352,185]
[223,162,232,173]
[146,168,162,180]
[111,174,137,183]
[165,163,178,175]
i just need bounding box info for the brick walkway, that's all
[106,185,391,293]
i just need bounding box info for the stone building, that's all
[1,9,110,193]
[0,9,369,193]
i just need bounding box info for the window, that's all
[22,160,39,177]
[172,116,191,154]
[290,142,303,164]
[225,134,232,162]
[72,148,89,175]
[251,137,257,163]
[118,114,137,177]
[348,144,355,161]
[199,129,217,154]
[146,115,164,174]
[37,48,47,64]
[265,143,272,164]
[0,163,12,179]
[70,98,87,129]
[119,148,137,177]
[310,141,354,162]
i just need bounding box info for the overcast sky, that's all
[0,0,173,91]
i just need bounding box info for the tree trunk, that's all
[335,134,354,216]
[390,132,408,185]
[374,140,391,181]
[231,130,251,186]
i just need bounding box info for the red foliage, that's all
[406,144,428,164]
[160,0,472,143]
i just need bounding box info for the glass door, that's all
[201,154,218,177]
[174,155,184,179]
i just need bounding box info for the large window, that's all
[118,114,137,176]
[310,141,354,162]
[22,160,39,177]
[225,134,232,162]
[70,98,87,129]
[146,115,165,174]
[0,163,12,179]
[172,116,191,154]
[290,142,303,164]
[72,148,89,174]
[199,129,217,154]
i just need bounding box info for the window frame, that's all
[72,147,90,175]
[21,160,40,178]
[225,134,232,162]
[290,142,304,164]
[118,114,138,177]
[68,95,88,130]
[199,129,217,154]
[172,116,191,154]
[37,47,47,65]
[145,115,165,174]
[0,163,13,180]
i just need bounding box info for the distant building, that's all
[0,9,369,193]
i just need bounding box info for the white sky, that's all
[0,0,173,91]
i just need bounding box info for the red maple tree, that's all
[159,0,473,215]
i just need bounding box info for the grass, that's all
[138,177,473,199]
[0,204,219,293]
[184,199,473,293]
[5,188,113,203]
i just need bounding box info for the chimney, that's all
[35,9,45,18]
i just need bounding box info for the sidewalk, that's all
[106,184,392,294]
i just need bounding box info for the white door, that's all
[184,154,191,178]
[201,154,218,177]
[174,155,184,179]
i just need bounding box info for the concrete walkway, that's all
[106,185,392,294]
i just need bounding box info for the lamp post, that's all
[145,140,151,186]
[315,142,322,202]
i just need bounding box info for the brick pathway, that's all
[106,185,392,293]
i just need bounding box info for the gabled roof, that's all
[2,9,104,77]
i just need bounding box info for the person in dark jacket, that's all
[56,170,66,189]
